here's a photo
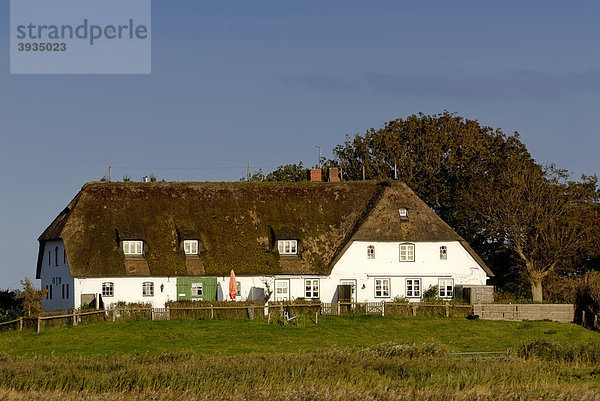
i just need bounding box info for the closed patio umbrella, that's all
[229,270,237,300]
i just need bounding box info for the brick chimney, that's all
[328,167,340,182]
[309,169,322,182]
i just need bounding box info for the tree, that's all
[331,112,533,283]
[329,111,600,300]
[265,162,307,182]
[241,162,307,182]
[468,163,598,302]
[20,278,47,317]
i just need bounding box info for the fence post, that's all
[210,305,214,319]
[267,312,271,325]
[445,303,450,318]
[36,317,41,334]
[412,304,416,317]
[337,301,340,316]
[382,302,385,317]
[19,317,23,331]
[73,309,78,326]
[315,311,318,324]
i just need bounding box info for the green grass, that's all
[1,315,598,357]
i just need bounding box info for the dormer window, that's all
[123,240,143,255]
[184,240,199,255]
[278,240,298,255]
[398,208,409,220]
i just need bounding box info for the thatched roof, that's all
[37,181,493,278]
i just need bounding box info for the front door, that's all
[274,279,290,302]
[340,279,357,303]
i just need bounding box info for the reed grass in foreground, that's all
[0,342,599,400]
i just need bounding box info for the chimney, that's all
[328,167,340,182]
[309,169,322,182]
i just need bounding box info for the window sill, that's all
[279,254,300,259]
[125,255,145,260]
[185,254,201,260]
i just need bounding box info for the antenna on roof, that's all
[109,165,112,182]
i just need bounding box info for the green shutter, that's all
[176,277,218,301]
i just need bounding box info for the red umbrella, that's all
[229,270,237,300]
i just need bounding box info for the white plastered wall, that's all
[40,240,75,312]
[73,277,177,309]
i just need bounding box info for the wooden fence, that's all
[1,302,474,333]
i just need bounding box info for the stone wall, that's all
[455,285,494,304]
[473,304,574,323]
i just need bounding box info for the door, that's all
[340,279,357,303]
[274,279,290,301]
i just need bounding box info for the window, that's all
[277,240,298,255]
[55,247,59,266]
[123,240,143,255]
[48,251,51,265]
[440,246,447,260]
[49,285,53,300]
[62,284,65,299]
[398,208,409,219]
[66,284,69,299]
[367,245,375,259]
[375,278,390,298]
[236,281,241,297]
[399,243,415,262]
[64,249,67,264]
[142,282,154,297]
[184,240,199,255]
[406,279,421,298]
[45,285,49,299]
[274,280,289,301]
[191,283,203,297]
[439,279,454,298]
[305,279,319,299]
[102,282,114,297]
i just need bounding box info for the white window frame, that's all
[123,240,143,255]
[438,278,454,298]
[191,282,203,297]
[102,282,114,297]
[399,243,415,262]
[367,245,375,260]
[184,240,199,255]
[277,240,298,255]
[406,278,421,298]
[440,245,448,260]
[304,279,319,299]
[374,278,390,298]
[142,281,154,297]
[274,279,289,301]
[399,208,408,218]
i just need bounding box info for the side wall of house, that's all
[40,240,75,312]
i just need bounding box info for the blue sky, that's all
[1,1,599,289]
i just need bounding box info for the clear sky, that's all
[1,1,599,289]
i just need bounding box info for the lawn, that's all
[0,315,598,357]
